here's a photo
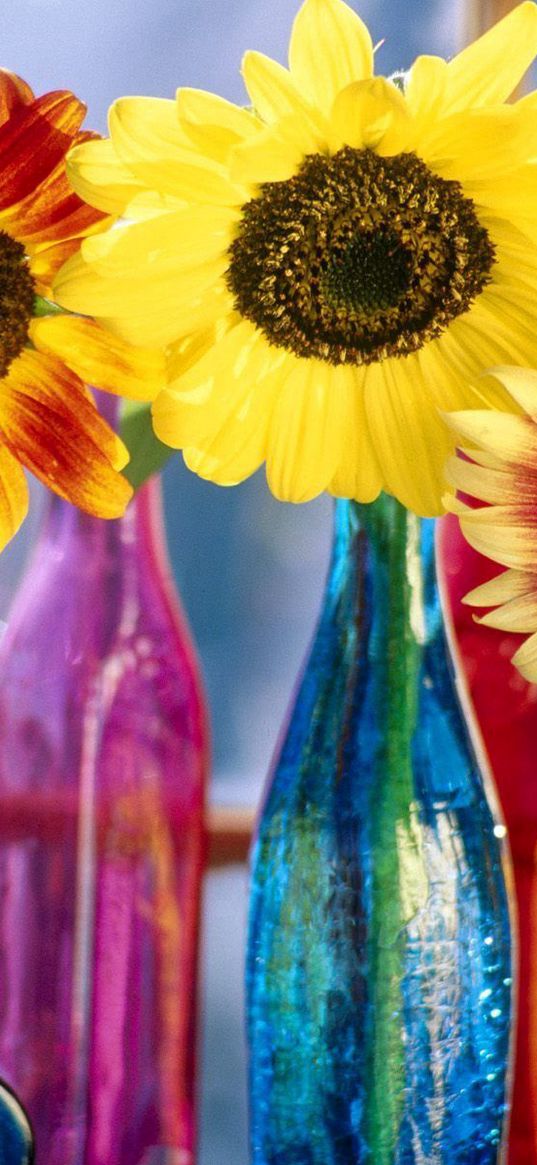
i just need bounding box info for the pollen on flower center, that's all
[0,231,36,377]
[226,148,496,366]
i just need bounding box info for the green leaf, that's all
[33,295,66,318]
[119,400,173,490]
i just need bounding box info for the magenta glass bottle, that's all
[0,465,208,1164]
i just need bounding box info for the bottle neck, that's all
[38,476,159,567]
[327,495,438,651]
[6,472,176,655]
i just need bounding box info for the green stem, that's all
[362,496,424,1163]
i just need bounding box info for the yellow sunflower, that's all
[55,0,537,516]
[0,68,164,551]
[446,367,537,682]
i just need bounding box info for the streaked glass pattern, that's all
[247,495,512,1164]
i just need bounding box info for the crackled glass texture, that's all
[0,474,208,1165]
[247,495,512,1165]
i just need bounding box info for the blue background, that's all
[0,2,461,1159]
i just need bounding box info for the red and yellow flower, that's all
[0,68,163,551]
[446,367,537,681]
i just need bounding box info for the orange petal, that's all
[0,444,29,551]
[0,70,33,129]
[30,316,164,401]
[0,349,132,518]
[7,179,107,245]
[0,91,86,211]
[0,131,107,244]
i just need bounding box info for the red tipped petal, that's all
[0,349,132,518]
[0,91,86,211]
[0,70,33,128]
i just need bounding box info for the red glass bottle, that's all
[438,513,537,1164]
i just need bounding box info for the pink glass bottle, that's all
[0,461,208,1164]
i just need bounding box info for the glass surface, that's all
[0,479,208,1164]
[438,514,537,1165]
[247,497,512,1164]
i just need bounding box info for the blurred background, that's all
[0,2,463,1160]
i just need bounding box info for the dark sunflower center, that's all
[0,231,35,377]
[226,148,496,366]
[323,228,413,313]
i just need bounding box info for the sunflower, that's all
[0,68,164,552]
[446,366,537,682]
[55,0,537,516]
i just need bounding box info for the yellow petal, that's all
[328,77,412,154]
[464,568,534,607]
[289,0,373,116]
[242,50,324,125]
[459,507,537,571]
[419,106,534,180]
[474,289,537,364]
[182,396,271,484]
[444,447,535,503]
[66,138,169,217]
[364,356,453,517]
[453,446,506,472]
[80,206,236,275]
[0,445,28,552]
[55,244,225,312]
[326,365,382,503]
[265,358,346,503]
[464,165,537,224]
[475,591,537,633]
[482,366,537,421]
[177,87,260,162]
[445,302,537,384]
[109,96,190,162]
[166,324,225,383]
[441,1,537,114]
[29,239,81,298]
[230,114,323,185]
[181,347,283,486]
[404,56,449,125]
[511,631,537,681]
[406,7,537,124]
[109,97,246,205]
[99,285,232,350]
[445,453,537,506]
[153,319,282,448]
[30,316,165,402]
[54,242,229,349]
[178,87,259,138]
[445,409,537,470]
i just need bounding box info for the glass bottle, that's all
[247,495,512,1165]
[0,461,208,1164]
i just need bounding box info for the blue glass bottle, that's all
[247,494,512,1164]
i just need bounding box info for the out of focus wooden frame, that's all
[466,0,518,38]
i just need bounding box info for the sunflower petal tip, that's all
[520,0,537,22]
